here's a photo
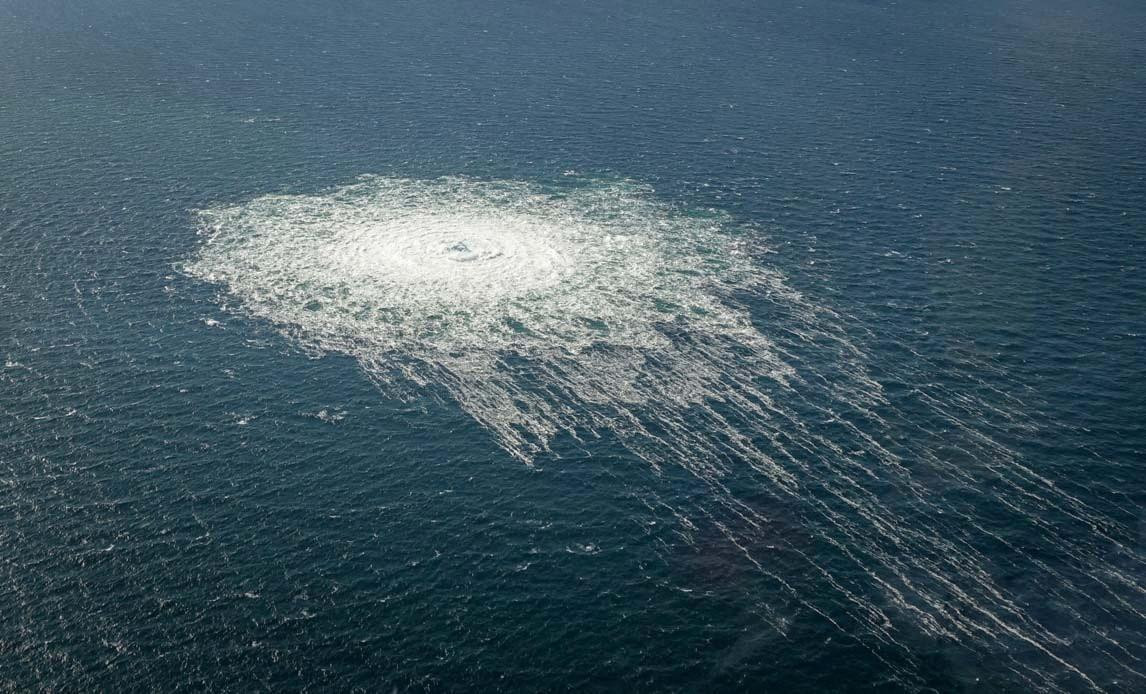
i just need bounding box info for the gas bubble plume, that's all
[186,175,1144,692]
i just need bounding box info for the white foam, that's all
[190,176,769,352]
[186,175,795,470]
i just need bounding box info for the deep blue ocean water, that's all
[2,1,1144,691]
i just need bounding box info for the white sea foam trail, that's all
[186,176,1144,692]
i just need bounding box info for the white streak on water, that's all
[186,175,1143,692]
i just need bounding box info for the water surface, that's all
[2,1,1144,690]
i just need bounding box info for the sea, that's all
[2,1,1144,691]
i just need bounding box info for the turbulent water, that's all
[186,176,798,465]
[186,176,1144,691]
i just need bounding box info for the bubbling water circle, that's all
[186,175,1144,692]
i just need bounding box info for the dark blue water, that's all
[2,1,1144,691]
